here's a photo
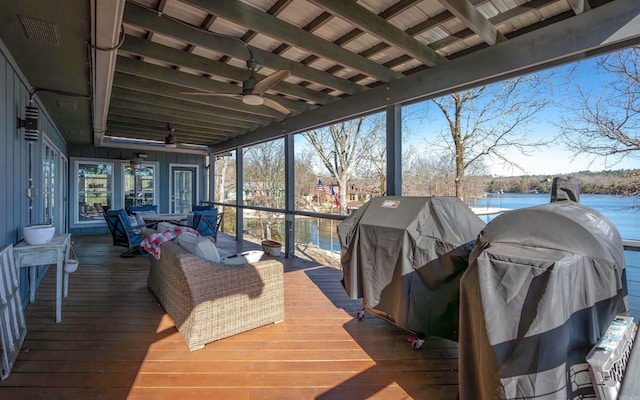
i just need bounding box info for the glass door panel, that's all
[76,162,113,222]
[171,166,197,213]
[124,163,156,208]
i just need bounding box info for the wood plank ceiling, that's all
[94,0,640,152]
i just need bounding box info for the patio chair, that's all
[104,209,154,257]
[191,211,224,242]
[193,204,215,212]
[187,205,216,227]
[127,204,158,215]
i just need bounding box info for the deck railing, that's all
[207,202,640,318]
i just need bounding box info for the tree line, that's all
[483,169,640,196]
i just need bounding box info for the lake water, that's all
[296,194,640,267]
[474,193,640,240]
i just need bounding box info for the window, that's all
[243,140,285,209]
[42,143,57,225]
[123,162,156,208]
[76,161,113,223]
[242,140,285,242]
[214,151,237,235]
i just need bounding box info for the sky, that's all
[485,145,639,177]
[405,55,640,177]
[290,53,639,178]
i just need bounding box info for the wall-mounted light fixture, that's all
[17,105,39,141]
[136,153,148,159]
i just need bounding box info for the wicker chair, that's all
[146,239,284,351]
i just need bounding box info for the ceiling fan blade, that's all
[253,70,290,94]
[181,91,240,97]
[263,97,291,115]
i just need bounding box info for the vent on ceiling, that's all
[19,15,61,46]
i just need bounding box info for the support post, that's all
[235,147,243,241]
[386,104,402,196]
[284,135,295,258]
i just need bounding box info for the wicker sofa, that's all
[146,237,285,351]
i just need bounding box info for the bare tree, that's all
[560,48,640,164]
[294,149,321,210]
[357,114,418,198]
[213,154,237,234]
[403,153,455,196]
[421,74,553,200]
[303,115,385,213]
[356,131,387,196]
[243,140,285,240]
[214,154,233,203]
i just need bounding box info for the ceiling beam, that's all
[112,71,286,119]
[308,0,448,67]
[107,103,258,130]
[272,0,423,76]
[115,55,241,94]
[108,100,259,130]
[91,0,125,146]
[106,129,227,145]
[107,110,239,133]
[114,55,311,114]
[211,0,640,152]
[237,0,294,45]
[124,2,365,95]
[105,130,215,147]
[184,0,404,82]
[110,87,273,125]
[100,138,209,155]
[119,35,335,105]
[402,0,557,66]
[437,0,506,45]
[107,119,229,138]
[567,0,591,15]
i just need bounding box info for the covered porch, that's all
[1,1,640,398]
[0,233,459,399]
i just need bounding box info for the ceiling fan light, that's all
[165,134,177,148]
[242,93,263,106]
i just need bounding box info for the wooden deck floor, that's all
[0,234,459,400]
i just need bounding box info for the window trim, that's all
[74,160,114,225]
[121,161,158,209]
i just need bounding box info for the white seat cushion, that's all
[221,250,264,265]
[176,232,220,263]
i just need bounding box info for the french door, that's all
[42,138,67,233]
[170,165,198,213]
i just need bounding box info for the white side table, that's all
[13,233,71,323]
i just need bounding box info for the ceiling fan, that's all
[183,59,291,115]
[164,123,178,148]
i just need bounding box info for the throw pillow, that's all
[177,232,220,263]
[128,216,142,233]
[186,212,194,228]
[134,214,145,227]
